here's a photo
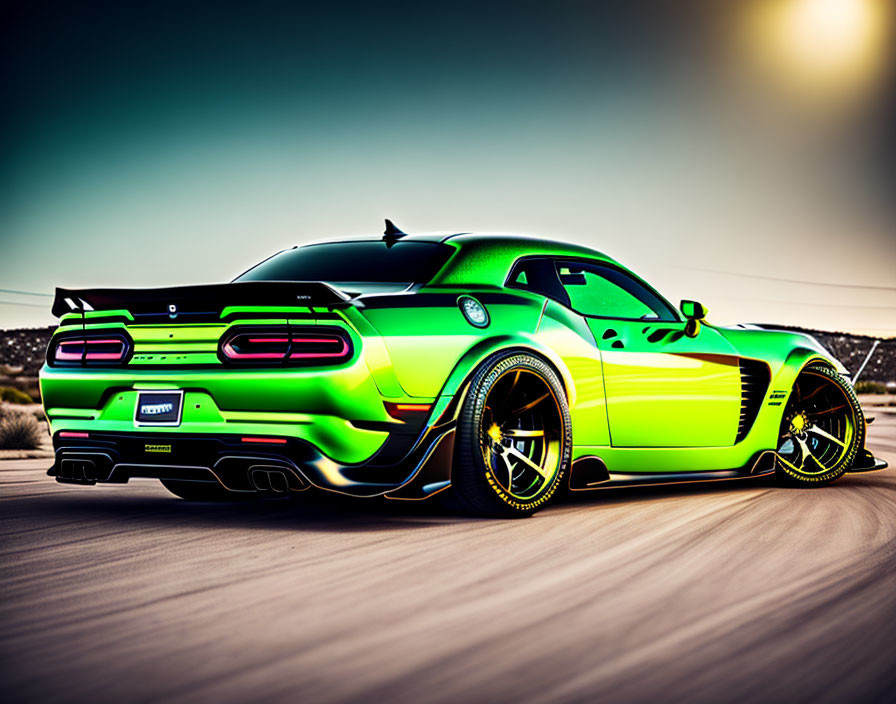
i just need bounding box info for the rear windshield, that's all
[236,241,454,285]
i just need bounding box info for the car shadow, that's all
[32,482,485,534]
[21,473,793,535]
[26,468,891,535]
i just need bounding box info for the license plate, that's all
[135,391,183,426]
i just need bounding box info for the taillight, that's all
[219,326,352,366]
[241,436,288,445]
[48,332,132,367]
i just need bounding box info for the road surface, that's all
[2,414,895,703]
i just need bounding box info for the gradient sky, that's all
[2,1,894,334]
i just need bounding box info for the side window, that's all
[556,261,677,321]
[507,258,571,307]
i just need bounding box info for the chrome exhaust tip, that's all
[58,458,98,484]
[268,471,288,493]
[249,467,289,493]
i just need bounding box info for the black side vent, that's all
[737,358,771,443]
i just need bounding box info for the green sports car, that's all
[41,221,887,517]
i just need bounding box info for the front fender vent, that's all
[737,358,771,443]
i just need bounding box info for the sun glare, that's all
[742,0,890,100]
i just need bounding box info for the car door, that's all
[555,259,741,448]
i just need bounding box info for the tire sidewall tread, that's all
[451,352,571,517]
[776,364,864,486]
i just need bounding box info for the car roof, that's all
[291,231,618,288]
[428,233,616,287]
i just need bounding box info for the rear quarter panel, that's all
[359,290,612,446]
[358,290,544,398]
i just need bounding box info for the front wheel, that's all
[451,352,571,518]
[775,365,864,485]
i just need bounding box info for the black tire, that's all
[160,478,246,502]
[775,364,864,486]
[451,352,571,518]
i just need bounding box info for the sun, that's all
[741,0,891,100]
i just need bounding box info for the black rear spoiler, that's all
[52,281,352,318]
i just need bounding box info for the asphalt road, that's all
[2,414,895,704]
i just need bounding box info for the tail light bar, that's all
[241,436,288,445]
[48,331,132,367]
[219,326,353,366]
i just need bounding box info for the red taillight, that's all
[219,327,352,365]
[49,333,131,367]
[288,337,349,359]
[241,436,288,445]
[55,338,125,362]
[222,335,289,360]
[59,431,90,439]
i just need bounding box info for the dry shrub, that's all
[0,411,42,450]
[0,386,33,404]
[854,380,888,395]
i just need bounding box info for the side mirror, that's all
[680,300,708,337]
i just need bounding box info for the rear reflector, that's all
[384,402,432,421]
[241,437,288,445]
[59,431,90,439]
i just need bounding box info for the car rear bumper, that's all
[50,426,455,498]
[39,355,423,466]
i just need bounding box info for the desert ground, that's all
[1,401,894,703]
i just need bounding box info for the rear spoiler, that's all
[52,281,352,318]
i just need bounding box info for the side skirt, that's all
[568,450,778,491]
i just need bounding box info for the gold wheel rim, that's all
[777,370,856,476]
[479,369,563,500]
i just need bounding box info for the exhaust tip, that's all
[249,468,271,491]
[248,467,290,493]
[58,458,98,484]
[268,471,288,493]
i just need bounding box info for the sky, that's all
[2,0,894,335]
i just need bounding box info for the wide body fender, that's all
[701,327,851,462]
[432,308,611,447]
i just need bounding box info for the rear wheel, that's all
[451,352,571,518]
[160,479,246,502]
[775,365,863,485]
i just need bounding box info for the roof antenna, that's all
[383,219,407,244]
